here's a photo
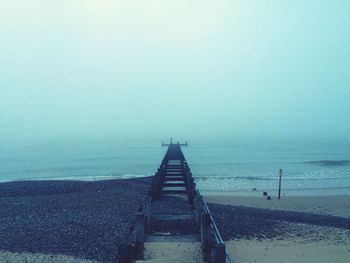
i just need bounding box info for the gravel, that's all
[208,203,350,241]
[0,177,151,263]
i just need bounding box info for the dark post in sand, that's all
[278,169,283,199]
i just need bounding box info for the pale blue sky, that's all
[1,1,349,141]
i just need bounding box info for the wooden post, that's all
[211,243,226,263]
[134,212,145,260]
[155,171,161,198]
[186,171,191,196]
[188,175,195,203]
[278,169,283,200]
[194,195,199,226]
[143,197,151,233]
[118,244,134,263]
[195,195,203,227]
[201,212,211,260]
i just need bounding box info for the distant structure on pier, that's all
[161,137,188,147]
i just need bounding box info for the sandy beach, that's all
[138,242,202,263]
[207,194,350,263]
[227,238,350,263]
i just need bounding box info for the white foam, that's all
[1,174,150,183]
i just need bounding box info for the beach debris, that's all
[252,188,257,191]
[278,169,283,199]
[263,192,268,196]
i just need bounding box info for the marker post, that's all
[278,169,283,199]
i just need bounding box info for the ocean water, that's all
[1,138,350,196]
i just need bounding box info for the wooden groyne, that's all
[149,142,195,201]
[129,142,231,263]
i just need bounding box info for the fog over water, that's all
[1,1,349,142]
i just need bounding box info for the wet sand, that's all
[227,238,350,263]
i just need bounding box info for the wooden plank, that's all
[163,177,185,181]
[161,190,187,194]
[152,213,194,221]
[145,234,200,242]
[163,184,186,187]
[164,174,184,177]
[162,186,186,191]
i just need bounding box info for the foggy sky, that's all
[1,1,349,141]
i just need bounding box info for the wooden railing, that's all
[132,195,152,260]
[148,164,166,199]
[195,190,232,263]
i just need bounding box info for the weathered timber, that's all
[118,244,135,263]
[143,196,151,233]
[194,194,203,227]
[136,141,230,263]
[201,212,212,260]
[133,212,145,260]
[146,234,200,242]
[212,243,226,263]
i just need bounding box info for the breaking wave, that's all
[303,160,350,166]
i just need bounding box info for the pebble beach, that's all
[0,178,152,263]
[1,178,350,262]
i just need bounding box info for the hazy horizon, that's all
[1,1,349,142]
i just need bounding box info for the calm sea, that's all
[1,138,350,196]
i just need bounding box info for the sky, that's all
[1,0,349,142]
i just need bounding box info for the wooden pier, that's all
[129,141,231,263]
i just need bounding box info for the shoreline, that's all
[0,175,153,184]
[2,177,350,197]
